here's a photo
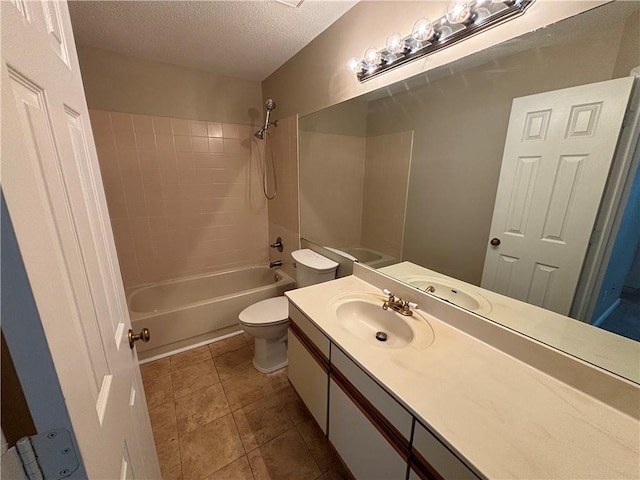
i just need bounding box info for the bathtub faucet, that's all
[269,260,283,268]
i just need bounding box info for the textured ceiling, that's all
[68,0,358,82]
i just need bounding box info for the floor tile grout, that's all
[143,336,346,480]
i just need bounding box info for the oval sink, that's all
[402,276,492,314]
[329,294,435,349]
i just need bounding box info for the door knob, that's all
[490,237,501,246]
[128,328,150,349]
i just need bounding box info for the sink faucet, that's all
[381,289,417,316]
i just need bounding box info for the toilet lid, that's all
[239,296,289,325]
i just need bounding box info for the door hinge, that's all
[16,429,79,480]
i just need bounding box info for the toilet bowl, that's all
[239,296,289,373]
[238,249,338,373]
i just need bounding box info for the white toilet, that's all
[239,249,339,373]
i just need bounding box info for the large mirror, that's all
[299,1,640,382]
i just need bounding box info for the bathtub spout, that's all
[269,260,283,268]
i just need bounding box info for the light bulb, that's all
[412,17,434,43]
[385,33,405,55]
[363,47,381,68]
[347,56,362,74]
[446,1,472,24]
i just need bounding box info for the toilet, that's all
[239,249,339,373]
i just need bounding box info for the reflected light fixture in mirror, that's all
[348,0,535,82]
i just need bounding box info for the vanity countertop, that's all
[285,274,640,480]
[381,261,640,384]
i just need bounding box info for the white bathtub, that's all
[327,246,396,269]
[128,266,295,360]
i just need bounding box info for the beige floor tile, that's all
[143,373,174,411]
[179,414,245,480]
[323,462,351,480]
[170,345,212,371]
[156,438,182,480]
[222,366,279,411]
[140,357,171,381]
[274,384,314,425]
[247,428,321,480]
[204,456,255,480]
[149,402,178,446]
[242,332,253,345]
[209,335,247,359]
[296,419,339,473]
[233,393,295,452]
[172,358,220,399]
[175,382,230,436]
[215,346,254,381]
[266,367,289,390]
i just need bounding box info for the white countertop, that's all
[286,273,640,479]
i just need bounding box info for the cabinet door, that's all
[412,422,479,480]
[329,378,407,480]
[288,329,328,433]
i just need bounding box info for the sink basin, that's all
[329,293,434,349]
[402,276,492,314]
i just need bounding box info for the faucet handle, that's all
[407,301,418,310]
[382,289,393,296]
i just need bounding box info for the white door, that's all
[1,1,161,478]
[481,77,634,315]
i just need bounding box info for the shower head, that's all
[254,99,277,140]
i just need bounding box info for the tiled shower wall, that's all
[265,115,300,279]
[361,131,413,261]
[90,110,268,288]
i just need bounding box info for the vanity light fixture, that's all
[348,0,534,82]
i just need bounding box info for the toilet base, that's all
[253,358,288,374]
[251,336,288,373]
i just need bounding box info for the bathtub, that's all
[128,266,295,361]
[326,246,397,269]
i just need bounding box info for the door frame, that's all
[571,75,640,321]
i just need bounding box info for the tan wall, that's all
[265,115,300,279]
[613,9,640,78]
[262,1,607,119]
[78,46,263,125]
[299,132,366,247]
[361,131,413,261]
[90,109,268,288]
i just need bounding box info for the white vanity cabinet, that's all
[409,422,479,480]
[287,301,480,480]
[328,346,412,479]
[287,303,330,433]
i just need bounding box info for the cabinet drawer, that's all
[331,346,412,445]
[289,303,330,358]
[412,421,479,480]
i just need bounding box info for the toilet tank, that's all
[291,249,339,287]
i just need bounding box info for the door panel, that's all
[2,1,160,477]
[482,78,634,315]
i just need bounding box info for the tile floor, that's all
[140,333,349,480]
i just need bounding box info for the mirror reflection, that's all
[299,2,639,359]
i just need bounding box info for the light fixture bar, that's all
[352,0,535,82]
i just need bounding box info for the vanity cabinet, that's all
[287,304,330,433]
[287,301,480,480]
[329,345,411,479]
[410,422,479,480]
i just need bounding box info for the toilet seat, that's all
[239,296,289,326]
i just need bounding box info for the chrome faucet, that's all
[381,289,417,316]
[269,260,283,268]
